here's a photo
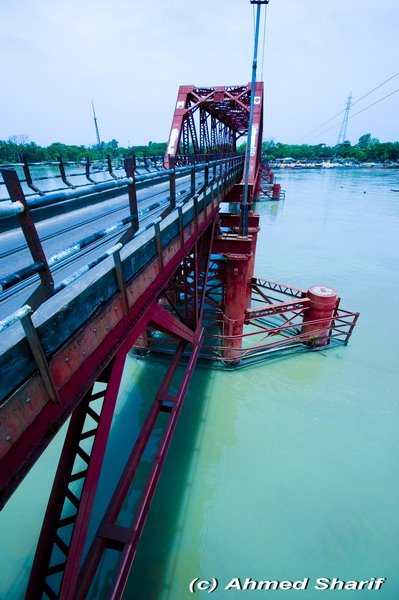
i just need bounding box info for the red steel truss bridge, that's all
[0,83,358,600]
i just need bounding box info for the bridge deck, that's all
[0,157,244,506]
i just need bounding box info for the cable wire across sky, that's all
[297,71,399,144]
[303,87,399,144]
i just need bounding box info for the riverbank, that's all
[270,159,399,169]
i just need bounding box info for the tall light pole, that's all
[241,0,269,236]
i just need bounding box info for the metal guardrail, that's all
[0,155,161,199]
[0,154,244,416]
[0,154,244,319]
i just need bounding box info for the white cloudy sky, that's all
[1,0,398,147]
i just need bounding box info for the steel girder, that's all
[0,160,243,509]
[24,221,216,600]
[164,83,264,199]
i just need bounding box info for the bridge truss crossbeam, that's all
[164,83,264,207]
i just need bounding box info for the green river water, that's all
[0,168,398,599]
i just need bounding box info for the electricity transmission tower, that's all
[336,92,352,145]
[91,100,101,146]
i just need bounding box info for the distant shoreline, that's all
[269,161,399,170]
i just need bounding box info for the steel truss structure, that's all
[164,83,264,207]
[143,274,359,365]
[0,80,358,600]
[14,151,229,598]
[24,216,217,599]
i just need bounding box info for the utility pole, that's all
[91,100,101,146]
[241,0,269,236]
[336,92,352,145]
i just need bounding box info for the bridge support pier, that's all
[246,225,260,308]
[301,285,338,347]
[222,253,251,366]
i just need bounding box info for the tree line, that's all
[258,134,399,163]
[0,137,167,164]
[1,133,398,165]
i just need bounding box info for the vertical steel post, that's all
[58,155,75,188]
[222,253,251,365]
[241,0,268,235]
[246,226,260,308]
[0,168,54,297]
[204,155,209,186]
[107,154,118,179]
[168,155,176,208]
[23,157,44,195]
[154,220,164,271]
[85,157,96,183]
[20,312,59,403]
[191,164,196,195]
[112,248,129,316]
[124,157,139,232]
[178,205,184,246]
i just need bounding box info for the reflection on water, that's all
[0,169,398,599]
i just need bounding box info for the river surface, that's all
[0,168,398,599]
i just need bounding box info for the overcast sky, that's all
[1,0,398,147]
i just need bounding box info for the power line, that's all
[351,71,399,108]
[297,71,399,143]
[296,109,345,142]
[350,87,399,120]
[303,86,399,144]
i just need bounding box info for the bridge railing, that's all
[0,154,244,415]
[0,155,163,200]
[0,155,243,310]
[0,154,244,326]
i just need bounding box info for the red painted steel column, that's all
[272,183,281,199]
[301,285,338,346]
[223,253,251,365]
[246,225,260,308]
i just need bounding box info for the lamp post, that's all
[241,0,270,235]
